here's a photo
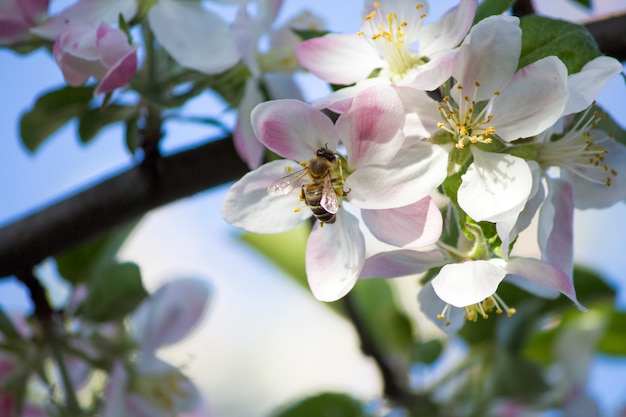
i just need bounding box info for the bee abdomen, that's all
[303,184,336,224]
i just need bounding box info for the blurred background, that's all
[1,1,625,416]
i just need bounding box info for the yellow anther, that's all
[294,207,301,213]
[365,10,376,20]
[286,166,292,172]
[474,81,481,87]
[357,31,364,36]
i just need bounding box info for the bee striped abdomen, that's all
[303,183,336,224]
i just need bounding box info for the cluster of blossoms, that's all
[222,0,626,331]
[0,278,210,417]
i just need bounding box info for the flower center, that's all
[538,109,618,187]
[437,82,499,149]
[437,292,516,327]
[357,2,427,81]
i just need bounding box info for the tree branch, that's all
[0,136,247,277]
[585,13,626,61]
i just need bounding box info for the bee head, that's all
[316,146,336,162]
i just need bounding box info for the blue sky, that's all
[1,1,626,416]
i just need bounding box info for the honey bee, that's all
[267,147,340,224]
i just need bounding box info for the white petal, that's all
[361,197,442,248]
[458,148,532,222]
[453,15,521,102]
[419,0,477,57]
[306,210,365,301]
[564,56,623,116]
[565,135,626,209]
[131,278,210,351]
[418,282,465,333]
[346,141,448,209]
[221,160,311,233]
[491,56,568,142]
[431,260,506,308]
[148,0,239,74]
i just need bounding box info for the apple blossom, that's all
[360,222,583,332]
[399,16,570,250]
[295,0,477,91]
[222,84,446,301]
[30,0,137,40]
[0,0,49,46]
[535,56,626,210]
[100,278,211,417]
[53,22,138,95]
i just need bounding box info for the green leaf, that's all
[491,348,548,398]
[78,105,139,144]
[20,86,94,152]
[570,0,591,9]
[519,15,601,74]
[350,280,414,367]
[592,103,626,147]
[270,392,371,417]
[473,0,515,24]
[240,223,310,289]
[291,28,329,41]
[0,308,21,340]
[412,339,443,364]
[597,311,626,355]
[78,262,148,322]
[55,222,139,285]
[125,113,141,155]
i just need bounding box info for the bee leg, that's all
[300,185,308,205]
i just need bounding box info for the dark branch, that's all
[16,270,53,321]
[512,0,535,17]
[0,136,247,277]
[585,13,626,61]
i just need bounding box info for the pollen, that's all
[294,207,301,213]
[437,83,498,149]
[359,1,426,81]
[538,107,618,188]
[286,165,292,173]
[462,293,516,322]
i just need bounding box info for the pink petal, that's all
[32,0,137,40]
[234,79,265,169]
[95,23,133,67]
[504,257,584,310]
[360,249,446,279]
[335,84,405,167]
[361,196,442,248]
[295,33,383,85]
[95,47,137,94]
[306,210,365,301]
[432,260,506,308]
[221,160,312,233]
[132,278,210,351]
[251,99,337,161]
[538,178,574,278]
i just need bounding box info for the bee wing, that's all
[267,168,309,196]
[320,174,339,214]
